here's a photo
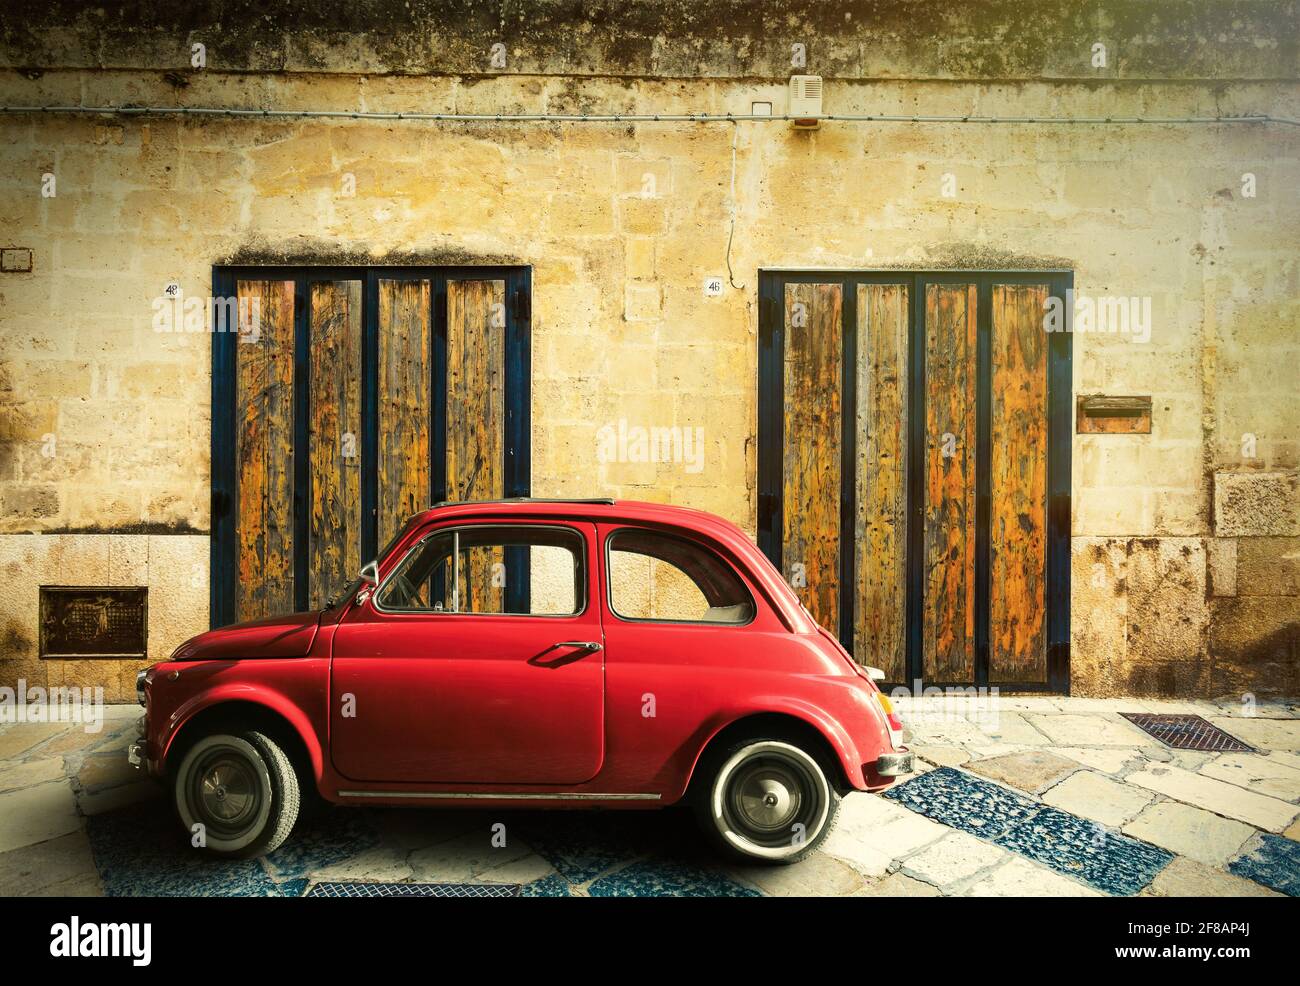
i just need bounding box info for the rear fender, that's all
[677,698,867,801]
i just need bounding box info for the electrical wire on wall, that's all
[727,120,744,291]
[2,107,1294,125]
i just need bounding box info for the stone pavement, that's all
[0,697,1297,897]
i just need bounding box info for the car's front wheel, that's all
[695,737,841,864]
[173,731,300,858]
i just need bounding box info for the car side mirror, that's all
[359,560,380,586]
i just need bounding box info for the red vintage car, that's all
[132,498,911,864]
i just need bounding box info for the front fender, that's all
[158,679,327,784]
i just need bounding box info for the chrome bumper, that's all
[875,749,914,777]
[128,739,145,769]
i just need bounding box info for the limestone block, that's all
[622,282,662,322]
[1208,596,1300,698]
[1214,471,1300,536]
[1026,713,1154,747]
[544,192,615,237]
[616,196,667,236]
[1125,537,1207,664]
[966,750,1079,794]
[1207,537,1238,597]
[1041,770,1155,826]
[624,236,656,279]
[145,535,210,663]
[1236,537,1300,596]
[902,832,1008,889]
[962,857,1102,897]
[0,781,81,854]
[1125,764,1298,832]
[1144,856,1280,897]
[1199,752,1300,802]
[1122,802,1256,866]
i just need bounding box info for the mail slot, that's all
[1076,395,1152,434]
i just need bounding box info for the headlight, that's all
[136,669,148,707]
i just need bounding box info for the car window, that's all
[375,526,584,616]
[607,529,755,624]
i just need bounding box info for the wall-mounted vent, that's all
[40,587,147,659]
[789,75,823,129]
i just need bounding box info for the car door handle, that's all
[530,640,603,668]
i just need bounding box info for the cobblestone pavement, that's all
[0,697,1297,897]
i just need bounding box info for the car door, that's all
[329,521,605,785]
[596,524,779,785]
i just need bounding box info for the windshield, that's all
[324,516,420,609]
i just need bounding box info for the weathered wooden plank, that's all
[781,282,842,633]
[234,279,295,621]
[446,279,506,502]
[923,283,977,681]
[446,279,506,612]
[855,283,908,680]
[990,283,1049,681]
[308,280,363,609]
[378,279,432,548]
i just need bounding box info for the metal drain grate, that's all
[1120,713,1255,752]
[306,882,522,898]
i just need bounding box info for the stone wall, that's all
[0,1,1296,699]
[0,534,208,703]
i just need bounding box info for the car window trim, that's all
[371,522,590,619]
[603,526,757,628]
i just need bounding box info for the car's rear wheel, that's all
[173,731,299,858]
[694,738,840,864]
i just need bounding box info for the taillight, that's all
[875,692,905,748]
[875,692,903,731]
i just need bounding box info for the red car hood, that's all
[170,611,321,661]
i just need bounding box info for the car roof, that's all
[409,497,741,534]
[400,498,817,634]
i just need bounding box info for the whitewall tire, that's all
[173,731,300,858]
[696,738,840,864]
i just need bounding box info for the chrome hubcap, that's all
[193,752,260,833]
[720,746,825,851]
[736,768,800,831]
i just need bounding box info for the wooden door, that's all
[212,267,531,628]
[759,271,1070,691]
